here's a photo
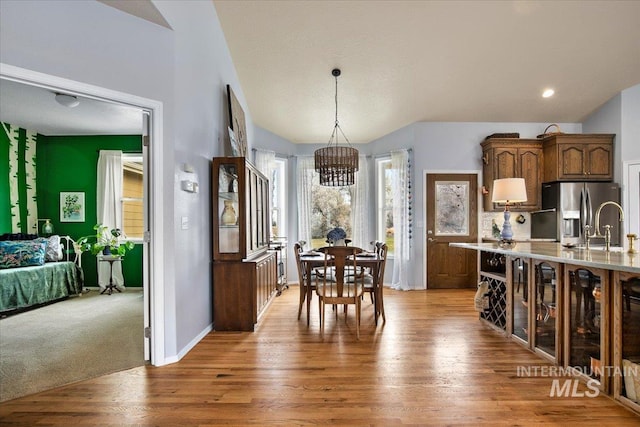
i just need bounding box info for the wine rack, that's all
[480,273,507,330]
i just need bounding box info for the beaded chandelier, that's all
[314,69,359,186]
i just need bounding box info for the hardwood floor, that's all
[1,287,638,425]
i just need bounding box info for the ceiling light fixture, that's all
[54,93,80,108]
[542,88,555,98]
[314,68,359,186]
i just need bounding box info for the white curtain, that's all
[390,149,413,290]
[254,148,275,178]
[96,150,125,291]
[296,156,315,250]
[350,155,370,249]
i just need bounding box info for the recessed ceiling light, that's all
[54,93,80,108]
[542,88,555,98]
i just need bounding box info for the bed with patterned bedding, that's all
[0,235,83,313]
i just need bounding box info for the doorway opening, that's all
[0,63,165,371]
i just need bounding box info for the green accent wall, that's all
[36,134,143,287]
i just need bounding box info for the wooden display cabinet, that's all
[542,134,614,182]
[212,157,278,331]
[481,138,543,212]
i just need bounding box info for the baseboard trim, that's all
[165,323,214,364]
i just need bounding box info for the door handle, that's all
[428,238,437,243]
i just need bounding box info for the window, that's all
[270,157,287,239]
[122,154,144,241]
[310,173,352,248]
[376,158,394,254]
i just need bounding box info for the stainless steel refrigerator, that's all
[531,182,622,246]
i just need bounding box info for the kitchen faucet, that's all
[585,201,625,251]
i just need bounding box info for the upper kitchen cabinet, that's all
[542,134,614,182]
[481,138,543,212]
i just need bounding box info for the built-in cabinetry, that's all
[467,243,640,415]
[212,157,278,331]
[542,134,614,182]
[481,252,562,364]
[481,138,543,212]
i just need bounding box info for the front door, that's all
[426,173,478,288]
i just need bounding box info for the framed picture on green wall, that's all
[60,192,85,222]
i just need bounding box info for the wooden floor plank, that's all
[1,287,638,425]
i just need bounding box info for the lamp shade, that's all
[492,178,527,204]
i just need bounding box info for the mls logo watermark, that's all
[549,378,599,398]
[516,364,640,398]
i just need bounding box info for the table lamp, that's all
[492,178,527,247]
[38,218,54,237]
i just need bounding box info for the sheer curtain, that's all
[96,150,124,291]
[350,155,370,249]
[296,156,314,250]
[390,149,413,290]
[254,148,275,178]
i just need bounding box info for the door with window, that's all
[426,173,477,288]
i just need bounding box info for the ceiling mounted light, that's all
[54,93,80,108]
[542,88,555,98]
[314,68,359,187]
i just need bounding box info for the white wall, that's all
[153,0,248,354]
[621,84,640,161]
[1,0,248,360]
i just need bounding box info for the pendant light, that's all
[314,69,359,186]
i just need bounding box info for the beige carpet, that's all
[0,289,144,402]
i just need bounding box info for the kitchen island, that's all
[452,241,640,414]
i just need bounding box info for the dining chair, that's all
[315,246,364,338]
[294,241,316,324]
[364,242,388,324]
[358,241,384,303]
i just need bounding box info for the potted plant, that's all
[77,224,135,256]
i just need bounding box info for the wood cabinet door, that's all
[586,144,612,179]
[560,144,587,178]
[482,148,494,211]
[482,139,543,211]
[517,147,542,210]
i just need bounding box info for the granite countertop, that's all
[451,241,640,274]
[481,237,556,242]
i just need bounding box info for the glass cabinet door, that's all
[565,265,608,389]
[534,261,560,360]
[217,162,240,255]
[618,275,640,405]
[212,157,270,261]
[511,257,529,343]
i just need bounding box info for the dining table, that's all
[299,249,386,326]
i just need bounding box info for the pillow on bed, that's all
[45,235,63,262]
[0,239,47,269]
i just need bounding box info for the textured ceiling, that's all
[214,1,640,143]
[2,1,638,140]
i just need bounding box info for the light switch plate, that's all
[181,216,189,230]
